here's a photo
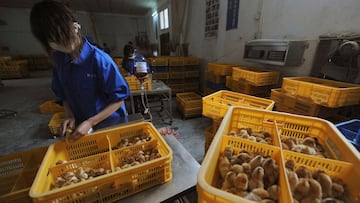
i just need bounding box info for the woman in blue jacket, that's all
[30,0,130,141]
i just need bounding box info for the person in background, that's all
[30,0,130,141]
[103,43,111,56]
[122,44,150,76]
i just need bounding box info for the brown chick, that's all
[267,184,279,201]
[235,152,252,165]
[262,158,279,187]
[218,154,231,178]
[282,137,297,149]
[252,188,270,199]
[252,131,266,139]
[238,129,250,138]
[321,197,345,203]
[313,170,332,198]
[231,164,244,174]
[229,129,238,137]
[331,182,344,198]
[223,145,233,158]
[307,178,322,199]
[300,196,321,203]
[241,162,252,176]
[302,136,316,148]
[233,172,248,191]
[249,155,264,171]
[293,178,310,201]
[282,142,290,150]
[249,166,265,190]
[260,199,276,203]
[296,166,312,179]
[286,169,299,192]
[285,159,296,171]
[221,171,236,190]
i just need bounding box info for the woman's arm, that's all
[68,100,123,140]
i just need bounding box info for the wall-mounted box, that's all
[243,39,306,66]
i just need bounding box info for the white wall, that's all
[184,0,360,90]
[0,7,147,57]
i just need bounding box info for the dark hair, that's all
[30,0,82,58]
[123,44,135,58]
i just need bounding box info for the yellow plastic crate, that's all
[281,77,360,107]
[198,136,292,203]
[0,146,48,203]
[228,76,271,96]
[204,126,215,154]
[184,82,199,92]
[176,92,202,109]
[206,71,227,84]
[30,122,173,203]
[185,70,200,78]
[113,57,123,67]
[168,57,184,66]
[271,88,339,117]
[232,66,280,86]
[198,106,360,203]
[202,90,275,119]
[169,71,185,79]
[283,150,360,202]
[184,56,200,66]
[125,76,152,91]
[39,100,64,114]
[48,112,65,135]
[177,105,202,119]
[207,63,237,76]
[152,72,169,80]
[149,57,169,66]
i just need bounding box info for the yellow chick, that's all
[249,166,265,190]
[233,172,249,191]
[218,154,231,178]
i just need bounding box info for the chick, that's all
[296,166,312,179]
[285,159,296,171]
[313,170,332,198]
[218,155,231,178]
[286,169,299,192]
[282,137,297,149]
[249,166,265,190]
[223,145,233,158]
[293,178,310,201]
[231,164,244,174]
[221,171,236,190]
[262,158,279,187]
[321,197,345,203]
[233,172,248,191]
[229,128,238,137]
[260,200,276,203]
[249,155,264,171]
[244,192,262,201]
[234,152,252,165]
[307,178,322,199]
[302,136,316,148]
[241,162,252,176]
[238,129,250,138]
[267,184,279,201]
[282,142,290,150]
[331,182,344,198]
[252,131,266,139]
[300,196,321,203]
[248,136,257,142]
[252,188,270,199]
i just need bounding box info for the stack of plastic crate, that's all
[183,57,200,92]
[149,56,169,83]
[0,57,29,79]
[176,92,202,119]
[271,77,360,121]
[168,57,185,95]
[206,63,237,95]
[227,66,280,97]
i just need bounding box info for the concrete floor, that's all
[0,70,212,164]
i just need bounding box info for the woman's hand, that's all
[60,117,75,136]
[67,120,93,141]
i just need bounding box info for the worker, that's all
[30,0,130,141]
[122,44,150,77]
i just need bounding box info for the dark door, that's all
[160,32,170,56]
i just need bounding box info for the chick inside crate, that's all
[283,150,360,202]
[30,122,173,203]
[197,136,292,203]
[219,106,360,163]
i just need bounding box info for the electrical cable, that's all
[140,82,152,122]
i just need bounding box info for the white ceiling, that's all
[0,0,158,16]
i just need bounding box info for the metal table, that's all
[116,134,200,203]
[128,80,172,124]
